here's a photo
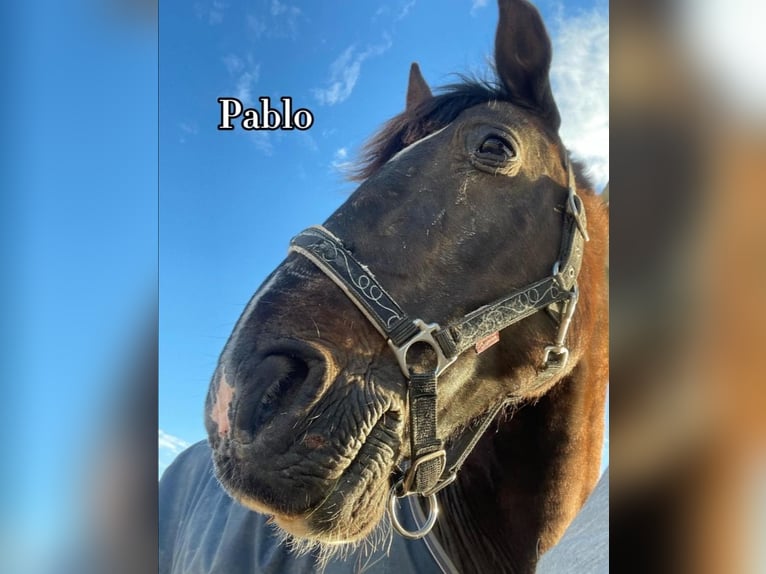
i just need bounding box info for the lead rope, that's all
[408,496,461,574]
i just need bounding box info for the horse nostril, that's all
[234,347,321,436]
[259,355,310,407]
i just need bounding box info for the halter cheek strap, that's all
[288,162,588,538]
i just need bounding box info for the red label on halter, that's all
[475,332,500,354]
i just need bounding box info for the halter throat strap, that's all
[288,162,588,535]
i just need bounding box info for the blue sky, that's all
[159,0,609,475]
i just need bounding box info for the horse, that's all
[165,1,609,572]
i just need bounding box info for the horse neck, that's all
[434,364,607,573]
[433,197,608,573]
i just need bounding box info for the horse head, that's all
[204,0,607,555]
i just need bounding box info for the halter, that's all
[288,161,588,539]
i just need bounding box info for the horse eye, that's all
[477,136,515,160]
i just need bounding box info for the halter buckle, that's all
[388,319,457,379]
[400,449,447,495]
[542,345,569,369]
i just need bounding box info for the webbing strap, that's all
[404,371,446,494]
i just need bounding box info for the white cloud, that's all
[246,14,267,38]
[470,0,488,17]
[300,132,319,153]
[194,0,227,25]
[222,54,261,105]
[220,56,276,155]
[251,131,275,156]
[159,430,190,455]
[331,146,353,172]
[179,122,198,144]
[396,0,416,21]
[271,0,300,17]
[235,66,261,103]
[159,430,192,478]
[550,8,610,191]
[321,128,338,138]
[243,0,301,39]
[313,46,357,106]
[313,38,393,106]
[222,53,244,76]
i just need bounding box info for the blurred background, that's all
[2,0,765,572]
[2,0,157,572]
[610,0,766,571]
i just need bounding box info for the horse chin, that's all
[228,456,393,545]
[275,481,390,545]
[212,384,402,546]
[258,490,392,570]
[230,491,382,544]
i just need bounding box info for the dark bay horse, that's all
[195,1,608,572]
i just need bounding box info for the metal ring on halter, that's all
[388,481,439,539]
[387,319,457,379]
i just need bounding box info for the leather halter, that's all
[288,161,588,539]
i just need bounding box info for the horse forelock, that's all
[352,78,518,181]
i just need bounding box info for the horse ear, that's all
[406,62,432,112]
[494,0,560,130]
